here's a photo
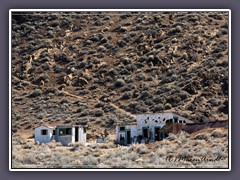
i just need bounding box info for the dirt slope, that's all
[11,11,229,139]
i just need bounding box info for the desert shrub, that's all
[130,153,140,161]
[194,133,209,141]
[218,100,228,115]
[54,53,71,63]
[153,96,166,104]
[120,56,131,65]
[75,107,84,113]
[146,76,154,81]
[135,104,148,113]
[191,140,203,147]
[167,95,181,106]
[136,144,150,154]
[139,91,152,100]
[69,142,86,152]
[82,155,98,167]
[177,131,189,143]
[138,56,148,63]
[36,113,44,119]
[126,64,137,72]
[220,29,228,35]
[95,102,105,108]
[35,74,50,83]
[208,99,221,107]
[47,30,54,38]
[128,144,139,152]
[121,92,132,100]
[168,26,182,35]
[165,103,172,110]
[78,61,86,69]
[135,73,146,81]
[167,133,177,141]
[213,147,226,158]
[183,83,197,95]
[152,104,164,113]
[177,149,191,158]
[134,62,145,68]
[119,26,128,32]
[118,39,127,47]
[41,64,50,70]
[161,76,174,84]
[79,90,89,95]
[59,98,69,104]
[21,155,38,165]
[186,103,195,111]
[114,79,125,88]
[80,110,89,117]
[110,158,130,168]
[96,52,105,58]
[29,89,42,98]
[48,153,73,168]
[44,88,56,95]
[144,99,154,106]
[46,141,58,149]
[23,144,32,149]
[97,46,106,52]
[98,142,116,149]
[122,84,136,92]
[124,77,134,84]
[94,110,104,117]
[211,129,227,138]
[120,68,130,75]
[179,91,190,100]
[103,105,116,113]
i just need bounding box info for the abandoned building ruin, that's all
[34,125,87,146]
[34,113,228,147]
[116,112,193,145]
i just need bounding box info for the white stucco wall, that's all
[130,125,138,138]
[136,112,173,127]
[116,113,193,143]
[78,127,86,142]
[116,126,119,141]
[34,126,54,144]
[34,125,87,145]
[116,125,137,143]
[136,113,173,139]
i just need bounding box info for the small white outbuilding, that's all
[34,125,56,144]
[34,125,87,146]
[55,125,87,146]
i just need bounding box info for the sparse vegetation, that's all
[12,128,228,168]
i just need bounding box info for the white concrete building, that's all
[34,125,56,144]
[34,125,87,146]
[55,125,86,146]
[116,112,193,145]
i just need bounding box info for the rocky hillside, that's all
[11,11,229,139]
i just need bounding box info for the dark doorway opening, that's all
[126,130,131,144]
[143,128,148,138]
[164,132,169,138]
[75,127,79,142]
[155,127,160,141]
[160,132,163,140]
